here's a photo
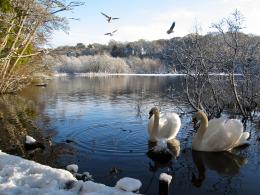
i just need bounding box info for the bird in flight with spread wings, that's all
[104,29,118,36]
[167,21,175,34]
[101,12,120,23]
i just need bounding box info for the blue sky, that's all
[49,0,260,47]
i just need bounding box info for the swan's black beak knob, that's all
[149,111,153,119]
[192,117,198,128]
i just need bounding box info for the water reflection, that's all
[11,76,259,194]
[191,150,247,187]
[0,95,75,168]
[146,139,180,172]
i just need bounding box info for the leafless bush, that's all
[211,9,260,118]
[124,56,163,73]
[47,54,163,74]
[173,10,260,119]
[46,54,131,73]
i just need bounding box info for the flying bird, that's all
[104,29,118,36]
[167,21,175,34]
[101,12,119,23]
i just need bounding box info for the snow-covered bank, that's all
[0,150,141,195]
[74,73,186,77]
[52,72,242,77]
[53,72,186,77]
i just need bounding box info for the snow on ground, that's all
[53,73,68,77]
[115,177,142,192]
[25,135,36,144]
[159,173,172,184]
[66,164,78,173]
[73,73,186,77]
[0,151,141,195]
[54,72,186,77]
[52,72,242,78]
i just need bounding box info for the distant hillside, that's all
[47,33,260,74]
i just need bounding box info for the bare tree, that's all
[212,9,260,119]
[172,10,260,119]
[0,0,83,93]
[172,25,225,118]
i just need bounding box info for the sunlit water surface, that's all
[18,76,260,195]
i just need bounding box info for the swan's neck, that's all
[153,112,160,129]
[150,113,160,141]
[193,115,208,149]
[197,117,208,136]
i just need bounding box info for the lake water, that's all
[17,76,260,194]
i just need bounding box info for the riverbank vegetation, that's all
[173,10,260,119]
[45,54,163,74]
[0,0,83,94]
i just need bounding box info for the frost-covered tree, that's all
[0,0,83,93]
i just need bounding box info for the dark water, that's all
[18,76,260,194]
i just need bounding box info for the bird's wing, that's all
[104,33,111,35]
[201,118,243,151]
[112,29,118,33]
[202,118,226,138]
[112,17,120,20]
[224,119,244,148]
[158,113,181,140]
[101,12,110,18]
[169,21,175,30]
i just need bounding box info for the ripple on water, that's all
[65,121,148,157]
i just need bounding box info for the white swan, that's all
[192,111,250,151]
[148,107,181,142]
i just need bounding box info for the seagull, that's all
[101,12,119,23]
[104,29,117,36]
[167,21,175,34]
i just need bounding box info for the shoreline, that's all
[0,150,141,194]
[52,72,242,77]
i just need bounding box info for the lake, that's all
[8,76,260,194]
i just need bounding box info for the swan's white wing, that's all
[225,119,244,148]
[202,118,226,139]
[200,118,243,151]
[158,113,181,140]
[234,132,250,147]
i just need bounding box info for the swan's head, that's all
[192,110,207,128]
[149,107,159,119]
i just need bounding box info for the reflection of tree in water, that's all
[0,95,74,168]
[20,76,185,121]
[24,76,182,102]
[0,95,38,155]
[135,96,143,119]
